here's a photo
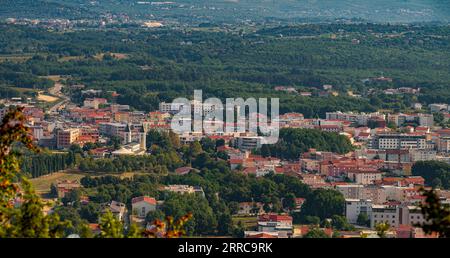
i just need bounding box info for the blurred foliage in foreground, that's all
[0,107,190,238]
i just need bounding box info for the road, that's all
[48,82,70,114]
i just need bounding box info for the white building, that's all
[428,103,448,113]
[234,136,263,151]
[371,133,429,150]
[131,196,157,218]
[159,100,221,115]
[370,204,426,228]
[325,111,385,126]
[387,113,434,127]
[345,199,373,224]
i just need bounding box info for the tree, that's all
[282,193,296,211]
[303,216,321,225]
[79,202,101,223]
[419,189,450,238]
[217,212,233,236]
[98,210,124,238]
[161,193,217,235]
[357,213,370,227]
[190,141,203,157]
[301,189,345,220]
[0,107,69,238]
[303,226,330,238]
[62,189,81,207]
[412,161,450,189]
[145,209,165,223]
[228,201,239,215]
[145,213,193,238]
[50,183,58,197]
[126,223,143,238]
[331,215,354,231]
[232,221,245,238]
[0,180,71,238]
[265,128,354,160]
[375,222,390,238]
[432,178,443,189]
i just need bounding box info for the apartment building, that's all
[345,199,373,224]
[371,204,426,228]
[83,98,108,109]
[234,136,263,151]
[325,111,385,126]
[370,133,429,150]
[56,128,80,149]
[437,137,450,153]
[347,170,383,185]
[99,122,127,137]
[387,113,434,127]
[159,100,224,115]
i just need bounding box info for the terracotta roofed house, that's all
[132,196,157,218]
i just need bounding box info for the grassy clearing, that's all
[0,54,34,63]
[29,170,149,196]
[57,56,85,62]
[94,52,129,60]
[232,215,258,230]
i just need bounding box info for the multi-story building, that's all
[83,98,108,109]
[99,122,127,137]
[257,214,293,236]
[409,149,436,162]
[162,185,205,197]
[337,185,388,204]
[428,103,448,113]
[437,137,450,153]
[345,199,373,224]
[370,133,429,150]
[387,113,434,127]
[347,170,383,185]
[56,128,80,149]
[234,136,263,151]
[371,204,426,229]
[371,204,399,228]
[337,185,364,199]
[159,100,223,115]
[325,111,385,126]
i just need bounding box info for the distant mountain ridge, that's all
[0,0,97,19]
[1,0,449,23]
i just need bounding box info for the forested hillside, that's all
[2,0,450,23]
[1,23,449,117]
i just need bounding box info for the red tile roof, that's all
[247,233,278,239]
[132,196,157,205]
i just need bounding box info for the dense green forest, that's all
[412,161,450,189]
[1,23,449,117]
[259,128,354,160]
[2,0,450,23]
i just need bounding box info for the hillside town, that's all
[1,81,450,238]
